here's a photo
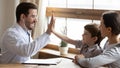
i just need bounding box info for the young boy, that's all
[51,15,103,58]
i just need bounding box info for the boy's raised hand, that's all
[46,12,55,34]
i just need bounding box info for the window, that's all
[46,0,120,48]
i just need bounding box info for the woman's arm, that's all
[75,47,120,68]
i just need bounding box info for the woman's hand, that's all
[73,54,85,65]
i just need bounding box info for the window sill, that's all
[38,44,79,59]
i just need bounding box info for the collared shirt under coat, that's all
[0,23,50,63]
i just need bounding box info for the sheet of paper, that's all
[23,58,62,65]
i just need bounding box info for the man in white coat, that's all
[0,2,54,63]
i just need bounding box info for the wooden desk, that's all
[0,58,80,68]
[0,58,108,68]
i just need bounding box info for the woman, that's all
[51,14,103,58]
[74,11,120,68]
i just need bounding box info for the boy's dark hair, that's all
[84,23,103,45]
[16,2,37,22]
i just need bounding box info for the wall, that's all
[0,0,19,38]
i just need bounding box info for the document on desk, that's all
[23,58,62,65]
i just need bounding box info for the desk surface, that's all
[0,58,80,68]
[0,58,108,68]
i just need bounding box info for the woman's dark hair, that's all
[102,11,120,35]
[16,2,37,22]
[84,23,103,45]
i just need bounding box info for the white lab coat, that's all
[0,23,50,63]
